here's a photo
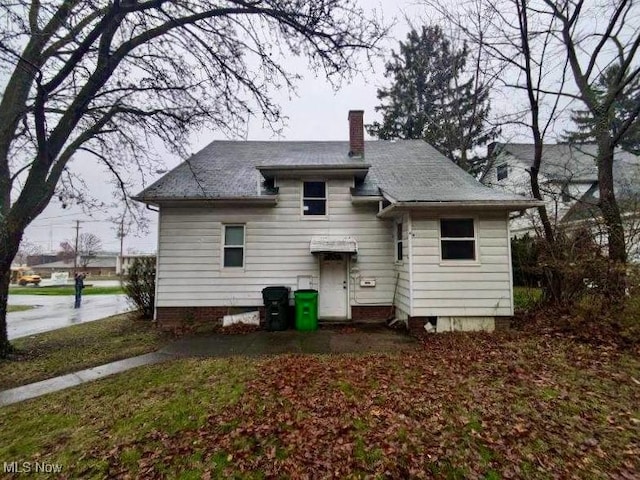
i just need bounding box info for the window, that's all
[440,219,476,261]
[302,181,326,216]
[223,225,244,267]
[395,222,403,262]
[497,163,508,181]
[561,186,571,203]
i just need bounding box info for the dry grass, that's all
[1,331,638,479]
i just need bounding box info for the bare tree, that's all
[0,0,386,357]
[428,0,570,301]
[57,241,76,263]
[58,233,102,267]
[540,0,640,265]
[14,240,42,266]
[78,233,103,267]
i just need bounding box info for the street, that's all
[7,291,134,340]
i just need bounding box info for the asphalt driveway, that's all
[7,294,133,340]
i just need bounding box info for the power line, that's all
[37,205,114,221]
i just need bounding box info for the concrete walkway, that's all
[0,326,417,407]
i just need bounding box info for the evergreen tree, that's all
[367,25,498,173]
[564,65,640,154]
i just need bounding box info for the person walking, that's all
[74,272,85,308]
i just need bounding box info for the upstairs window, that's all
[395,222,403,262]
[440,219,476,261]
[561,186,571,203]
[302,181,327,216]
[223,225,245,268]
[497,163,508,181]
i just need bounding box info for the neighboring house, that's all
[117,254,156,275]
[31,255,118,277]
[133,111,539,333]
[26,253,58,266]
[482,143,640,257]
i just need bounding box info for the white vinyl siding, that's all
[156,178,395,310]
[393,215,411,319]
[410,212,512,317]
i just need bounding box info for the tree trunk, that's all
[0,225,23,358]
[596,133,626,264]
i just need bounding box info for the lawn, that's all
[514,286,542,310]
[0,313,170,390]
[1,332,638,478]
[8,285,124,295]
[6,305,34,313]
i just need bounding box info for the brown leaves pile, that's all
[99,332,639,479]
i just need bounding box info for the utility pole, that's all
[118,217,124,282]
[74,220,81,273]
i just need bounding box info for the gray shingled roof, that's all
[134,140,531,203]
[562,159,640,222]
[497,143,640,182]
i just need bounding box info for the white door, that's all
[319,253,348,319]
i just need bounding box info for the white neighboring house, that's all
[117,254,157,276]
[133,111,540,333]
[482,143,640,259]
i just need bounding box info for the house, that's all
[482,143,640,258]
[133,111,540,333]
[26,253,59,266]
[116,254,157,276]
[30,255,118,277]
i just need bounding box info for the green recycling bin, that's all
[294,289,318,331]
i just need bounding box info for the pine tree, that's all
[564,65,640,154]
[367,25,498,174]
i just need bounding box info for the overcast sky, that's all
[20,0,562,256]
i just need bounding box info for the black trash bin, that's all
[262,286,290,331]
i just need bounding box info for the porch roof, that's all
[309,236,358,254]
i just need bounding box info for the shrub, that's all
[124,257,156,319]
[511,234,542,287]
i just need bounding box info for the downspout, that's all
[506,212,514,315]
[153,207,161,322]
[408,214,414,317]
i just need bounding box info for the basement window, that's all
[440,219,476,261]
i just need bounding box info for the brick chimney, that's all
[348,110,364,158]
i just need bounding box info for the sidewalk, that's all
[0,326,417,407]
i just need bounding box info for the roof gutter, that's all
[377,199,545,218]
[257,164,370,180]
[131,196,278,208]
[350,195,384,203]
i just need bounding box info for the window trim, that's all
[395,220,404,264]
[438,217,480,265]
[221,224,245,269]
[301,180,328,219]
[496,163,508,181]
